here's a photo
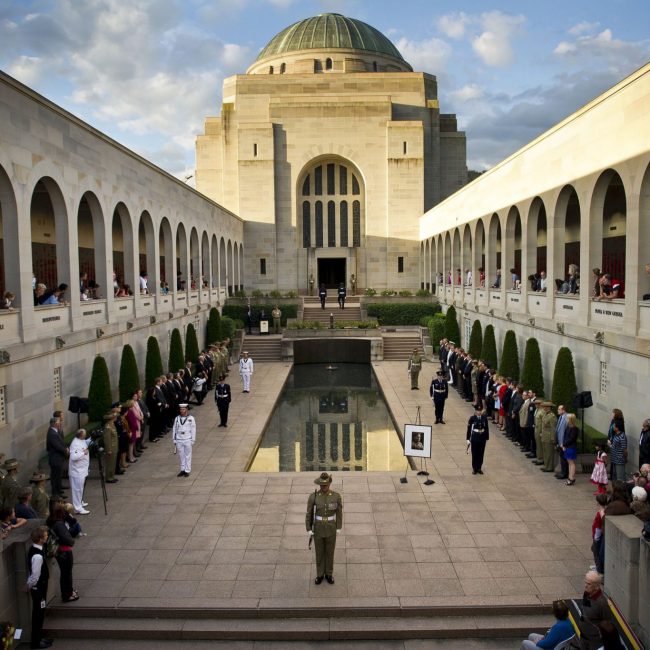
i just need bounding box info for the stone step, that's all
[44,610,550,642]
[240,336,283,361]
[382,336,423,360]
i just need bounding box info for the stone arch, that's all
[527,197,547,287]
[211,234,219,288]
[176,222,188,291]
[474,219,486,287]
[0,163,19,300]
[112,202,134,294]
[159,217,173,290]
[452,228,461,285]
[219,236,227,293]
[462,224,472,285]
[505,206,522,288]
[639,162,650,299]
[444,232,452,284]
[189,226,200,289]
[201,231,210,289]
[239,243,244,291]
[554,185,581,292]
[77,191,106,299]
[233,241,240,291]
[590,169,627,290]
[30,177,70,299]
[436,235,443,285]
[227,239,233,296]
[138,211,156,291]
[488,213,501,287]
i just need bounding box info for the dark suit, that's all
[46,425,67,496]
[430,378,449,423]
[214,382,232,426]
[467,414,490,473]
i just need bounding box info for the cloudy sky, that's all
[1,0,649,182]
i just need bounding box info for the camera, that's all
[87,427,105,453]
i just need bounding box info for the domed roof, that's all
[256,13,405,62]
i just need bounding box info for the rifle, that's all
[308,489,317,549]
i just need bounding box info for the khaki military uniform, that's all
[408,352,423,389]
[534,408,544,462]
[0,473,19,510]
[541,410,558,471]
[31,485,50,518]
[272,307,282,334]
[306,487,343,579]
[103,420,118,481]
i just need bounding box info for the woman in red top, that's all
[124,399,143,464]
[497,377,508,430]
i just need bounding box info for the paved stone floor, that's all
[63,358,596,610]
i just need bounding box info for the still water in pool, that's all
[248,363,405,472]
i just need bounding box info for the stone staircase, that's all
[302,295,362,325]
[44,604,549,642]
[382,333,424,360]
[240,334,282,361]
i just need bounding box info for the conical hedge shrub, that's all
[118,344,140,402]
[551,347,577,413]
[145,336,163,389]
[499,330,520,380]
[206,307,221,345]
[444,305,461,346]
[481,324,498,370]
[185,323,200,363]
[468,320,483,359]
[168,328,184,373]
[88,355,112,422]
[520,337,545,397]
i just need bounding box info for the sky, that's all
[1,0,649,184]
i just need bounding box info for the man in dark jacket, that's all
[46,416,68,498]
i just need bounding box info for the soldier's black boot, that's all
[326,575,334,584]
[315,576,323,585]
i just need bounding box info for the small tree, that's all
[468,320,483,359]
[206,307,222,345]
[520,338,545,397]
[168,328,184,373]
[185,323,200,363]
[427,314,446,352]
[551,347,577,413]
[220,316,236,342]
[88,355,112,422]
[444,305,461,346]
[499,330,520,380]
[118,344,140,402]
[481,324,498,370]
[145,336,164,389]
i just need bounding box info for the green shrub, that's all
[206,307,222,345]
[88,355,113,422]
[145,336,164,388]
[284,290,298,298]
[398,289,412,297]
[168,328,184,373]
[366,302,441,325]
[333,320,378,329]
[468,320,483,359]
[222,303,298,325]
[288,320,325,329]
[234,289,247,298]
[576,421,608,453]
[427,313,446,351]
[365,288,377,296]
[118,344,140,402]
[220,316,236,340]
[380,289,395,296]
[269,290,282,299]
[481,324,498,369]
[499,330,520,380]
[251,289,264,298]
[551,347,577,414]
[185,323,200,362]
[520,338,545,397]
[416,288,430,297]
[444,305,461,345]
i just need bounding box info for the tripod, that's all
[90,439,108,516]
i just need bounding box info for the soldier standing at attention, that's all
[29,472,50,518]
[430,370,449,424]
[102,412,119,483]
[239,351,254,393]
[408,348,422,390]
[214,375,232,427]
[532,398,545,466]
[306,472,343,585]
[173,404,196,477]
[466,405,490,474]
[540,402,558,473]
[0,458,20,510]
[337,283,346,309]
[319,283,327,309]
[272,305,282,334]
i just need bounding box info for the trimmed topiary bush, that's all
[168,328,184,373]
[206,307,222,345]
[366,302,441,325]
[444,305,461,345]
[520,338,545,397]
[118,344,140,402]
[481,324,498,370]
[468,320,483,359]
[499,330,520,380]
[426,313,446,352]
[145,336,164,389]
[220,316,236,341]
[88,355,113,422]
[551,347,577,413]
[185,323,200,363]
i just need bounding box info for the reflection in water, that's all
[248,363,405,472]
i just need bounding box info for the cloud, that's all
[568,21,599,36]
[436,12,468,39]
[395,37,451,75]
[472,11,525,67]
[450,84,484,103]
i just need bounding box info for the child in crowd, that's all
[591,493,608,574]
[591,441,609,495]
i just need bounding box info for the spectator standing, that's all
[47,503,78,602]
[139,271,148,294]
[639,419,650,468]
[26,526,52,650]
[591,493,608,574]
[608,423,628,481]
[563,413,579,485]
[46,417,68,498]
[590,442,609,495]
[555,405,568,480]
[15,487,39,519]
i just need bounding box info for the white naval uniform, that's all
[172,413,196,474]
[239,357,254,392]
[69,437,91,512]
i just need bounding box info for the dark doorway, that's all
[318,258,346,289]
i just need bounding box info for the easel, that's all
[400,406,435,486]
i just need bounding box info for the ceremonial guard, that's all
[214,375,232,427]
[540,402,558,472]
[0,458,20,510]
[306,472,343,585]
[319,283,327,309]
[173,404,196,477]
[533,398,545,465]
[466,405,490,475]
[29,472,50,518]
[408,348,422,389]
[430,370,449,424]
[272,305,282,334]
[239,351,254,393]
[337,283,346,308]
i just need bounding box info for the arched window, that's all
[280,62,286,74]
[315,202,323,247]
[302,202,311,247]
[340,202,348,247]
[327,201,336,247]
[352,201,361,247]
[269,66,274,74]
[373,61,378,72]
[325,58,333,70]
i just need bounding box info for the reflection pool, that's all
[248,363,405,472]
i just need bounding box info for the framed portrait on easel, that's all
[404,424,432,458]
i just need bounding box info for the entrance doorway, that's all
[318,258,346,289]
